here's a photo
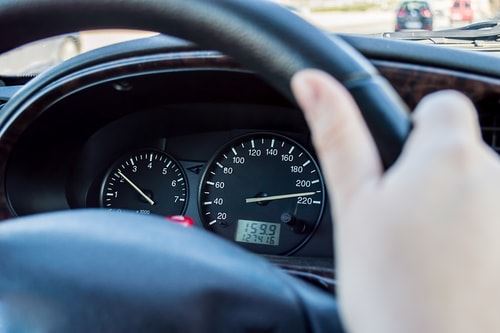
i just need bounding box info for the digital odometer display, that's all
[199,133,325,255]
[235,220,281,246]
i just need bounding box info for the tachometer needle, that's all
[117,170,155,206]
[245,191,316,204]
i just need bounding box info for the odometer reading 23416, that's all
[199,133,325,255]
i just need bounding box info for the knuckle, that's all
[438,137,476,166]
[441,105,476,126]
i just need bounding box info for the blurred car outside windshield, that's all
[0,0,497,76]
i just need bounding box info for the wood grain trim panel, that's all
[375,60,500,109]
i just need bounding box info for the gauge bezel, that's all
[99,148,189,216]
[198,131,325,255]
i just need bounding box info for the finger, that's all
[403,90,482,161]
[291,69,382,213]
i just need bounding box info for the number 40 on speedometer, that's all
[199,133,325,255]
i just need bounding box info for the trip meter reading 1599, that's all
[199,133,325,255]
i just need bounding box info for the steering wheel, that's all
[0,1,412,332]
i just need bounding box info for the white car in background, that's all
[0,33,80,76]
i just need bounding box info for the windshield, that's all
[0,0,496,76]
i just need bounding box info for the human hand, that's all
[292,70,500,333]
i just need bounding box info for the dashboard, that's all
[1,35,500,286]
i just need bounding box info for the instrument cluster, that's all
[5,101,333,257]
[98,132,325,255]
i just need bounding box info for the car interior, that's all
[0,0,500,332]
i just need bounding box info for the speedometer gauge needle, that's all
[117,170,155,206]
[245,192,316,204]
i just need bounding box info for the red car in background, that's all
[450,0,474,23]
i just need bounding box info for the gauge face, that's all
[199,133,325,254]
[101,149,188,216]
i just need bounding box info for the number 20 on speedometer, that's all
[199,133,325,255]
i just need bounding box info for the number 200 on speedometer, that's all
[199,133,325,255]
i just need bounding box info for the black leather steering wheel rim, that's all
[0,1,412,332]
[0,0,411,166]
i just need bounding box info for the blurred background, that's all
[276,0,494,33]
[0,0,498,76]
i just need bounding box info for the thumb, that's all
[291,69,382,214]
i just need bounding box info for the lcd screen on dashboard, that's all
[235,219,281,246]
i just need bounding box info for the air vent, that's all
[480,110,500,154]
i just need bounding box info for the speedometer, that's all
[199,133,325,254]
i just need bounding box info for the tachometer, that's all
[199,133,324,254]
[101,149,188,216]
